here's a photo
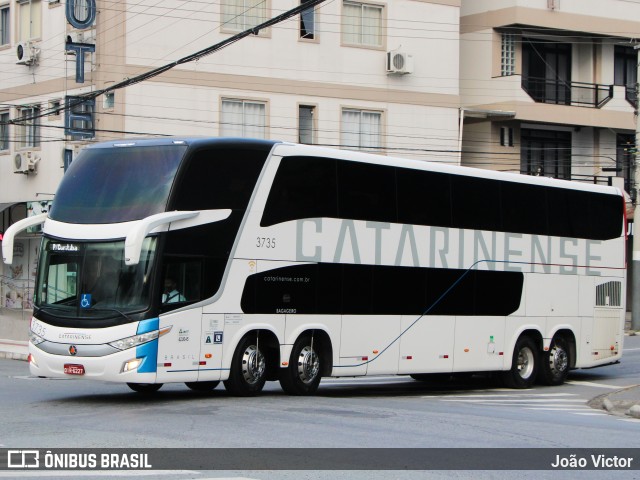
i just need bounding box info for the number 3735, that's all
[256,237,276,248]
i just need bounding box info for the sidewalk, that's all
[0,338,28,361]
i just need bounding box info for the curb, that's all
[588,385,640,419]
[0,351,28,361]
[0,339,29,362]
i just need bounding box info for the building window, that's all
[298,105,315,144]
[341,108,382,151]
[501,33,515,76]
[221,99,266,139]
[48,99,61,119]
[103,92,115,110]
[615,46,637,108]
[521,128,571,180]
[500,127,514,147]
[222,0,267,33]
[0,111,9,151]
[17,105,41,148]
[18,0,41,42]
[1,4,9,45]
[342,1,383,48]
[300,0,315,40]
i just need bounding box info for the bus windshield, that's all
[49,144,187,224]
[35,237,157,319]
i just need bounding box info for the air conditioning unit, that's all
[14,151,41,174]
[16,41,39,65]
[386,49,414,75]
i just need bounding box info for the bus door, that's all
[156,308,202,383]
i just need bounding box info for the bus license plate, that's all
[64,364,85,375]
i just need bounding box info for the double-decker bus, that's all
[2,137,626,395]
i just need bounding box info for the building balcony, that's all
[625,85,638,109]
[521,76,613,108]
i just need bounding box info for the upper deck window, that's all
[50,144,187,224]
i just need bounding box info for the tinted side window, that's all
[397,168,452,227]
[586,191,623,240]
[451,175,501,232]
[171,147,266,211]
[337,161,396,223]
[261,156,338,227]
[501,182,548,235]
[546,188,573,237]
[240,263,524,317]
[166,146,269,301]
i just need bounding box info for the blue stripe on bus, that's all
[136,318,159,373]
[137,318,159,335]
[166,368,230,373]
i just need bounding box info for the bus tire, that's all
[185,381,220,392]
[224,335,266,397]
[502,336,538,389]
[127,383,162,394]
[279,335,322,396]
[538,336,570,386]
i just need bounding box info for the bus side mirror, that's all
[2,213,47,264]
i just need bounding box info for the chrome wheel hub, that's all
[517,346,535,380]
[241,345,265,385]
[297,345,319,384]
[549,345,568,375]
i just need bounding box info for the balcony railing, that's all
[625,85,638,109]
[522,77,613,108]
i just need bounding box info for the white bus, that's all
[2,138,626,396]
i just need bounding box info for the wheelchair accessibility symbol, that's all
[80,294,92,308]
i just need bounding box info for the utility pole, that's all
[632,44,640,332]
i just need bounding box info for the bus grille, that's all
[595,281,622,307]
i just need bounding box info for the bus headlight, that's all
[108,326,172,351]
[29,331,45,346]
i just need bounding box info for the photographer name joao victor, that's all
[551,453,634,469]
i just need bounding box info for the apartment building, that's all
[460,0,640,195]
[0,1,461,330]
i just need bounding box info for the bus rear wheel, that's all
[502,336,538,389]
[185,381,220,392]
[538,336,570,386]
[279,335,322,395]
[127,383,163,394]
[224,335,266,397]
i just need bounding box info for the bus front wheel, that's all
[502,336,538,389]
[224,335,266,397]
[279,335,322,395]
[127,383,163,394]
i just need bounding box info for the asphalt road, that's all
[0,336,638,479]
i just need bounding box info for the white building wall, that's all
[462,0,640,19]
[125,1,459,96]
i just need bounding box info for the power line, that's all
[7,0,330,126]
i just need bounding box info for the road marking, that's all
[565,380,633,389]
[440,398,584,403]
[624,347,640,351]
[428,392,575,398]
[572,412,609,416]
